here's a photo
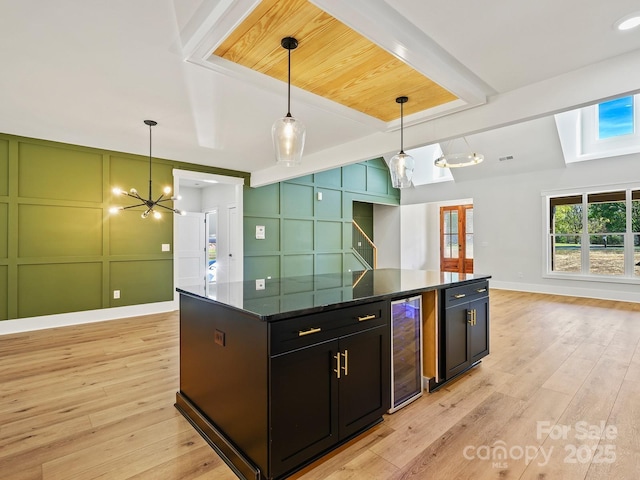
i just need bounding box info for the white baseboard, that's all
[0,300,179,336]
[490,280,640,304]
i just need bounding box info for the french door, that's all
[440,205,474,274]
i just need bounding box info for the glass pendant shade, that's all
[388,96,413,188]
[272,113,306,166]
[389,151,415,188]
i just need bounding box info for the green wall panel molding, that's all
[110,210,173,255]
[314,169,342,188]
[244,217,280,253]
[18,142,103,202]
[0,139,8,196]
[315,188,342,218]
[342,164,367,192]
[244,255,280,280]
[1,131,249,321]
[244,183,280,215]
[0,203,7,258]
[18,262,103,318]
[110,259,173,307]
[243,158,398,281]
[282,183,314,217]
[283,219,313,252]
[0,265,7,320]
[18,205,103,258]
[315,221,342,251]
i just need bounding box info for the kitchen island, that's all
[175,269,490,480]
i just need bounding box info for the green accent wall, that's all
[0,132,249,321]
[244,158,399,281]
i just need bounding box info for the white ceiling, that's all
[1,0,640,187]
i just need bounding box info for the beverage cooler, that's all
[389,295,423,413]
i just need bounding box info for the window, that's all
[597,96,634,139]
[554,94,640,164]
[547,188,640,280]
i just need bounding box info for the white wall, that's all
[373,204,401,268]
[401,154,640,303]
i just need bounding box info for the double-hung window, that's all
[547,187,640,280]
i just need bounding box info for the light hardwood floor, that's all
[1,289,639,479]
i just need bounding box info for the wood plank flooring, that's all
[1,289,639,479]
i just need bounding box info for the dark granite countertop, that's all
[177,269,491,321]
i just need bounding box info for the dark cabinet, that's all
[441,281,489,381]
[270,316,390,479]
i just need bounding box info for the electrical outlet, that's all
[256,278,265,290]
[161,243,170,252]
[113,290,120,299]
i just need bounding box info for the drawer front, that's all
[270,301,388,355]
[444,281,489,308]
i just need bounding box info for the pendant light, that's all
[272,36,306,166]
[388,96,415,189]
[110,120,184,219]
[434,137,484,168]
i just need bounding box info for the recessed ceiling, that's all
[212,0,458,122]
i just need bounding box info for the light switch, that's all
[162,243,171,252]
[256,225,265,239]
[113,290,120,299]
[317,191,323,201]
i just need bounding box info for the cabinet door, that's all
[338,325,391,439]
[469,297,490,363]
[270,339,340,478]
[444,303,471,380]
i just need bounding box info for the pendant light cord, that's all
[400,100,404,153]
[287,46,291,116]
[148,122,153,200]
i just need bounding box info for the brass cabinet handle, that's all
[467,310,473,325]
[334,352,341,379]
[342,349,349,376]
[454,293,466,299]
[357,314,377,322]
[298,327,321,337]
[476,288,487,293]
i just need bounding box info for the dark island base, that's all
[175,392,384,480]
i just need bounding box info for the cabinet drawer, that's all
[270,301,387,355]
[444,281,489,308]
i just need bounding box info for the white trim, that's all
[491,282,640,304]
[0,301,177,336]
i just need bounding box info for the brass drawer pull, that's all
[334,352,341,379]
[298,327,321,337]
[357,314,377,322]
[453,293,466,299]
[476,288,487,293]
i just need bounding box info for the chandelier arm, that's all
[120,203,146,210]
[155,203,182,213]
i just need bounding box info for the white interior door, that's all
[176,212,205,292]
[228,205,238,282]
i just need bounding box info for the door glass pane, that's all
[466,208,473,234]
[635,234,640,277]
[465,234,473,259]
[552,235,581,272]
[444,235,458,259]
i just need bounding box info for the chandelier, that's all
[110,120,184,219]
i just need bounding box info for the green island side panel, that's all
[110,259,174,307]
[18,263,103,318]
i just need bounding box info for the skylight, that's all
[405,144,454,186]
[555,93,640,164]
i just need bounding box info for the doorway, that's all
[440,205,474,273]
[205,210,218,296]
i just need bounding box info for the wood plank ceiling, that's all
[213,0,458,122]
